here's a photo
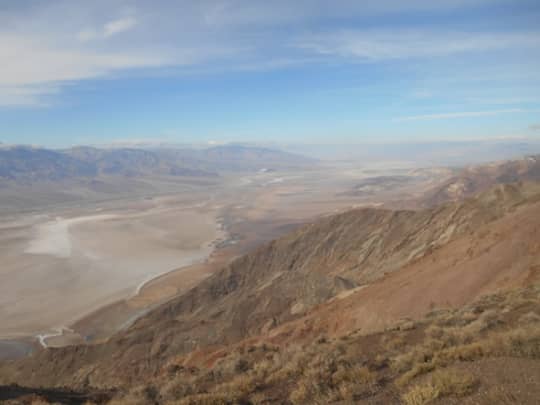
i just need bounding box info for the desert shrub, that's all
[438,326,475,346]
[160,377,195,401]
[425,325,444,339]
[434,341,485,364]
[384,335,407,351]
[396,362,435,388]
[460,309,499,335]
[289,378,327,405]
[434,310,462,327]
[332,365,378,401]
[336,381,356,401]
[391,347,433,374]
[494,325,540,358]
[459,310,478,323]
[373,353,388,368]
[425,308,451,319]
[265,357,302,385]
[234,358,250,373]
[332,365,376,386]
[505,296,537,310]
[435,311,498,347]
[249,391,271,405]
[430,368,476,396]
[29,400,52,405]
[519,311,540,325]
[251,358,275,380]
[391,352,413,373]
[402,368,476,405]
[109,385,155,405]
[402,384,439,405]
[289,380,310,404]
[175,392,235,405]
[398,320,416,331]
[423,337,445,352]
[386,319,416,332]
[212,374,255,397]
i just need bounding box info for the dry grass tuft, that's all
[519,311,540,325]
[108,284,540,404]
[430,368,477,396]
[175,392,235,405]
[402,384,440,405]
[402,368,476,405]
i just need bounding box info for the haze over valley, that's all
[0,143,463,349]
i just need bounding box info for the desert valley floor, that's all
[0,162,447,358]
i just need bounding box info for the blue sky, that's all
[0,0,539,147]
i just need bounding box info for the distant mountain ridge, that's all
[150,144,317,172]
[0,144,315,182]
[64,146,215,178]
[0,146,97,181]
[421,155,540,207]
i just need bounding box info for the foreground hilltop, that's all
[1,174,539,403]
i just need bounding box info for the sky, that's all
[0,0,539,147]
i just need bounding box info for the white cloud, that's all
[465,97,540,105]
[198,0,510,27]
[0,36,173,88]
[0,0,537,107]
[0,34,174,106]
[297,30,540,60]
[0,85,60,107]
[78,17,138,41]
[396,109,528,121]
[104,17,138,37]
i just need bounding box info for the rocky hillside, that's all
[2,181,539,396]
[111,284,540,405]
[422,155,540,206]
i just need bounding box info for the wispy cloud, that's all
[198,0,515,27]
[78,17,138,41]
[104,17,138,37]
[530,124,540,131]
[465,97,540,105]
[296,30,540,60]
[0,36,176,88]
[0,0,538,108]
[396,109,529,121]
[0,34,174,106]
[0,85,60,107]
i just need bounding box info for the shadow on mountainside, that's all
[0,384,114,404]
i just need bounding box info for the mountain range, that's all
[0,144,315,182]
